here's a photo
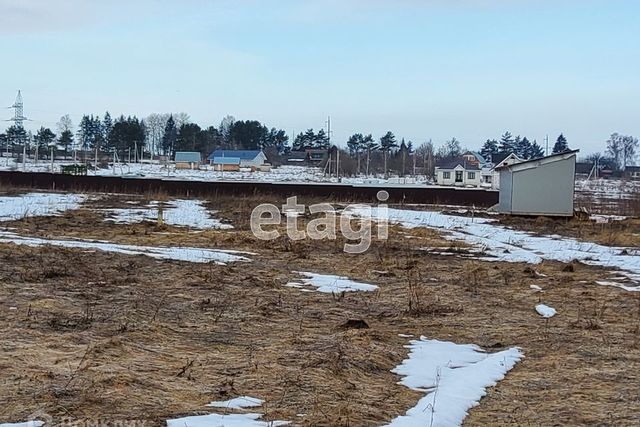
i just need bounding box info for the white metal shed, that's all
[497,150,579,217]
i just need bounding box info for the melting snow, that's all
[166,413,289,427]
[595,280,640,292]
[530,285,543,292]
[385,337,522,427]
[535,304,557,318]
[0,423,43,427]
[104,199,232,229]
[207,396,264,409]
[0,192,85,221]
[288,272,378,293]
[347,206,640,287]
[0,231,251,264]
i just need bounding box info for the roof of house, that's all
[207,150,263,161]
[625,165,640,172]
[212,157,241,165]
[436,157,480,170]
[495,149,579,172]
[464,151,487,164]
[174,151,201,163]
[492,152,512,165]
[492,153,524,170]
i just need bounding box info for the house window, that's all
[455,171,463,182]
[467,172,475,180]
[443,171,451,179]
[484,175,492,183]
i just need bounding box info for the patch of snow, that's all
[385,337,522,427]
[0,231,251,264]
[0,192,85,221]
[0,422,44,427]
[166,413,289,427]
[595,280,640,292]
[104,199,232,229]
[207,396,264,409]
[535,304,557,318]
[590,214,626,224]
[529,285,543,292]
[347,206,640,287]
[290,272,378,293]
[398,334,414,338]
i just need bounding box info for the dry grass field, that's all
[1,190,639,426]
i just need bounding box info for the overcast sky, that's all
[1,0,638,154]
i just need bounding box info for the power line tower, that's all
[8,90,28,129]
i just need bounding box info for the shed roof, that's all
[212,157,241,165]
[175,152,201,163]
[207,150,262,161]
[436,157,480,170]
[495,150,579,172]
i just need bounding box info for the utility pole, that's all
[544,135,549,156]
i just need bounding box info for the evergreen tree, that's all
[35,127,56,157]
[102,112,113,150]
[517,136,532,159]
[529,141,544,159]
[90,114,103,150]
[363,134,377,176]
[480,139,498,161]
[108,116,146,160]
[59,130,74,158]
[314,129,329,149]
[176,123,203,152]
[4,125,27,148]
[498,131,515,154]
[347,133,364,156]
[161,115,178,156]
[379,131,398,177]
[552,133,569,153]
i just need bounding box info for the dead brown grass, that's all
[0,191,639,426]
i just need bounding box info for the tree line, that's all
[0,113,290,160]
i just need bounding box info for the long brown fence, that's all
[0,171,499,207]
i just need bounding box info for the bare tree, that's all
[416,140,435,177]
[219,115,236,147]
[57,114,73,134]
[606,133,623,170]
[173,112,191,129]
[144,113,170,156]
[437,137,462,159]
[622,135,638,169]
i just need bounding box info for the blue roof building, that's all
[175,152,202,163]
[207,149,268,168]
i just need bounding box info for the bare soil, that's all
[1,191,639,426]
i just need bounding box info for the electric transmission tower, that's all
[8,90,28,129]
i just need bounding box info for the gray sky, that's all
[1,0,638,155]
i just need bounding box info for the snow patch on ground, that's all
[166,413,289,427]
[385,337,522,427]
[104,199,232,229]
[0,231,251,264]
[207,396,264,409]
[0,192,85,221]
[0,422,44,427]
[287,272,378,293]
[347,206,640,287]
[595,280,640,292]
[535,304,557,318]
